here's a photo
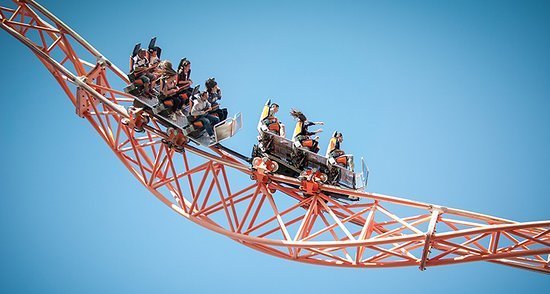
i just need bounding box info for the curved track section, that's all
[1,0,549,273]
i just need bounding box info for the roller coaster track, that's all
[1,0,549,274]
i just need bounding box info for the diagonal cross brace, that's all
[419,208,442,270]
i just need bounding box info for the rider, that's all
[130,47,154,97]
[260,102,285,137]
[147,37,162,67]
[190,91,220,141]
[290,109,323,153]
[158,61,185,120]
[205,77,228,121]
[148,46,161,67]
[326,131,350,169]
[176,58,194,103]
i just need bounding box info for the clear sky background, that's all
[1,0,549,293]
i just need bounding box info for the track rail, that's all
[1,0,549,273]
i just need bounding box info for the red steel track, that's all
[1,0,549,274]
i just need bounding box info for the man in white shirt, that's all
[148,47,160,66]
[191,91,220,141]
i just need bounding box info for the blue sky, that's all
[1,0,549,293]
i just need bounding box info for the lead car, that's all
[251,100,369,201]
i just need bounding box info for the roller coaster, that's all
[1,0,549,274]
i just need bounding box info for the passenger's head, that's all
[159,60,173,70]
[183,59,191,72]
[137,48,147,58]
[290,109,306,122]
[178,58,191,74]
[335,132,343,142]
[205,77,218,91]
[200,91,209,101]
[159,60,176,76]
[149,47,161,58]
[270,103,279,114]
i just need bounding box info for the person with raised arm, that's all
[290,109,323,153]
[205,77,228,121]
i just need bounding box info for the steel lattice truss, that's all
[1,0,549,274]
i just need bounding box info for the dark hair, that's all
[205,77,217,90]
[177,58,190,73]
[290,109,307,122]
[148,47,162,57]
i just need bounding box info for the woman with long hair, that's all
[290,109,323,153]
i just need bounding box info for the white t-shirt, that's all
[191,99,211,116]
[132,55,149,71]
